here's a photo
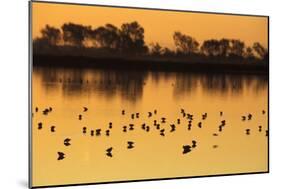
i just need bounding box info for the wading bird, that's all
[106,147,113,157]
[182,145,192,154]
[57,152,65,160]
[64,138,71,146]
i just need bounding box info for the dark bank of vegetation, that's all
[33,22,268,73]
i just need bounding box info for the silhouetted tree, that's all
[90,24,120,49]
[201,39,232,57]
[173,32,199,54]
[40,25,61,46]
[119,21,148,55]
[229,39,245,57]
[62,23,91,47]
[253,42,268,60]
[33,21,268,64]
[219,38,230,57]
[244,47,255,58]
[150,43,163,56]
[200,39,221,56]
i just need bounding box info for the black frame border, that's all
[28,0,270,188]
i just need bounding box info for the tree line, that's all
[33,21,268,61]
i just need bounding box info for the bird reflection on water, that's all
[33,105,267,161]
[32,67,268,185]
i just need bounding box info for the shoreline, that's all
[33,54,269,75]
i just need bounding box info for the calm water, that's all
[32,66,268,187]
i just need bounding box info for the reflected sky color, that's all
[32,67,268,187]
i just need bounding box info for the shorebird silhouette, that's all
[146,126,150,132]
[91,130,94,136]
[82,127,87,134]
[242,116,246,121]
[265,130,269,137]
[38,122,43,130]
[153,120,157,126]
[262,110,266,114]
[131,114,135,119]
[161,117,166,123]
[129,124,134,131]
[156,124,160,130]
[83,107,88,112]
[109,122,113,129]
[177,119,180,124]
[106,130,110,136]
[170,124,176,132]
[96,129,101,136]
[191,140,197,148]
[198,122,202,128]
[160,129,165,136]
[106,147,113,157]
[136,113,139,118]
[154,109,157,115]
[213,133,218,136]
[258,126,262,132]
[57,152,65,160]
[78,114,82,120]
[127,141,134,149]
[246,129,250,135]
[50,126,55,132]
[64,138,71,146]
[248,114,252,120]
[182,145,192,154]
[219,125,223,132]
[122,110,125,115]
[187,115,193,121]
[43,109,49,115]
[123,126,127,132]
[220,111,223,116]
[35,107,38,112]
[148,112,152,117]
[141,123,146,130]
[202,113,207,120]
[49,107,52,112]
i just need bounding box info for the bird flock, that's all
[33,106,268,161]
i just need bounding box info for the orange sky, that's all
[32,2,268,49]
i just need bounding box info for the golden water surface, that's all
[32,67,268,187]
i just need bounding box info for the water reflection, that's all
[32,66,268,186]
[34,66,268,102]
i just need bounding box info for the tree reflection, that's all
[173,73,199,97]
[35,67,148,103]
[34,67,268,102]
